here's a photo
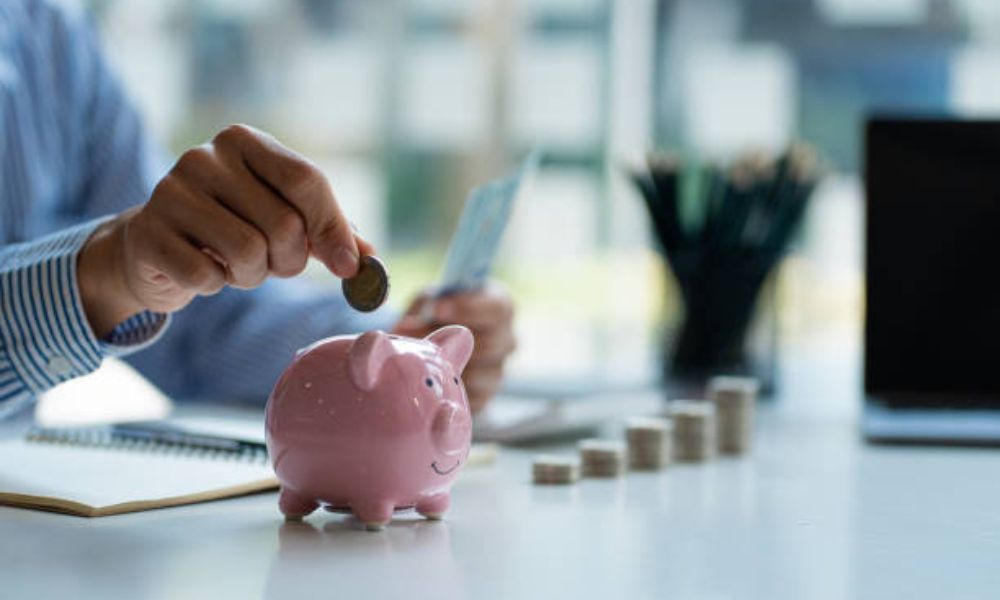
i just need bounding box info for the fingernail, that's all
[332,246,359,277]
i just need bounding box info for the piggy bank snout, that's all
[431,402,472,456]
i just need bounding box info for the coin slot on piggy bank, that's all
[265,326,474,530]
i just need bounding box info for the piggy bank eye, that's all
[453,376,459,385]
[425,378,434,388]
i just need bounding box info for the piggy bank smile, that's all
[431,460,460,476]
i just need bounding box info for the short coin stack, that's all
[532,455,581,485]
[578,439,626,478]
[625,417,673,471]
[708,376,758,454]
[669,400,716,462]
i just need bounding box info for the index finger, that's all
[214,124,363,278]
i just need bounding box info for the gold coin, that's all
[342,255,389,312]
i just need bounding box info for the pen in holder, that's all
[629,144,821,396]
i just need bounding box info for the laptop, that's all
[863,117,1000,445]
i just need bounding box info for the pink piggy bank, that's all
[265,325,474,530]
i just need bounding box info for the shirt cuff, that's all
[99,310,170,357]
[0,217,170,399]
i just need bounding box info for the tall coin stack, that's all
[708,376,758,454]
[625,417,673,471]
[669,400,716,462]
[578,439,626,478]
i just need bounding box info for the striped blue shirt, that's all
[0,0,392,419]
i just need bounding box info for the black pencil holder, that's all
[661,255,779,397]
[630,146,819,398]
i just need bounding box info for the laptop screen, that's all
[865,118,1000,406]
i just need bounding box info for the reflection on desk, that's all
[268,519,462,599]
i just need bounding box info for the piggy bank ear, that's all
[426,325,474,374]
[348,330,394,391]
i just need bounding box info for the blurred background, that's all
[85,0,1000,408]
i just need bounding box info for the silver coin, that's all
[342,255,389,312]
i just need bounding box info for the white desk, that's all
[2,399,1000,600]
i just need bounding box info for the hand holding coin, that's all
[78,124,378,337]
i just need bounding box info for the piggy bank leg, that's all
[279,488,319,521]
[416,493,450,520]
[352,501,394,531]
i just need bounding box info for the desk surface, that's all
[2,399,1000,600]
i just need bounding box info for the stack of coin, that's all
[708,375,759,454]
[578,439,626,478]
[532,455,581,485]
[625,417,673,471]
[669,400,717,462]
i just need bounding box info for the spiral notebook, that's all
[0,421,278,517]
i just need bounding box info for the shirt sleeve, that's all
[124,279,396,407]
[0,217,169,417]
[61,2,171,222]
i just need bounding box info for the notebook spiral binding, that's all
[25,426,269,465]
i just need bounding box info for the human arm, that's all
[44,2,379,399]
[0,0,174,418]
[0,221,168,419]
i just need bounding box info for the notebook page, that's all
[0,437,276,514]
